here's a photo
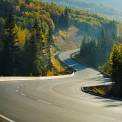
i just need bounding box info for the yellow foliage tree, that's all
[15,25,30,46]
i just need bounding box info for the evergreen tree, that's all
[47,29,53,70]
[111,44,122,97]
[2,8,20,75]
[64,8,70,26]
[80,37,97,67]
[24,18,48,76]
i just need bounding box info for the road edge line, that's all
[0,114,15,122]
[0,72,75,82]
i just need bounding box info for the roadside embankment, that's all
[81,83,113,96]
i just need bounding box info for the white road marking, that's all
[0,114,15,122]
[21,93,25,96]
[37,99,52,105]
[15,90,19,92]
[0,73,74,82]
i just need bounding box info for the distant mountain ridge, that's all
[44,0,122,20]
[86,0,122,12]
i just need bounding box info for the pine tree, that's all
[111,44,122,97]
[47,29,53,70]
[64,8,70,27]
[24,18,48,76]
[2,8,20,75]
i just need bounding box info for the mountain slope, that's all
[44,0,122,20]
[86,0,122,12]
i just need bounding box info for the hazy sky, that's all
[85,0,122,12]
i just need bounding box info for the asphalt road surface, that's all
[0,50,122,122]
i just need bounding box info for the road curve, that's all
[0,50,122,122]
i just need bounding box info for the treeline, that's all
[0,0,51,76]
[102,43,122,97]
[0,0,119,76]
[67,8,118,54]
[0,0,70,76]
[79,24,122,97]
[79,23,117,68]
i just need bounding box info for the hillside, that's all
[44,0,122,20]
[53,7,118,52]
[0,0,65,76]
[0,0,120,76]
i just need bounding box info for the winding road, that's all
[0,50,122,122]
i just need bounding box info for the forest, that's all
[0,0,70,76]
[0,0,114,76]
[0,0,122,97]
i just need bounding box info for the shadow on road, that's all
[63,58,86,71]
[95,96,122,108]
